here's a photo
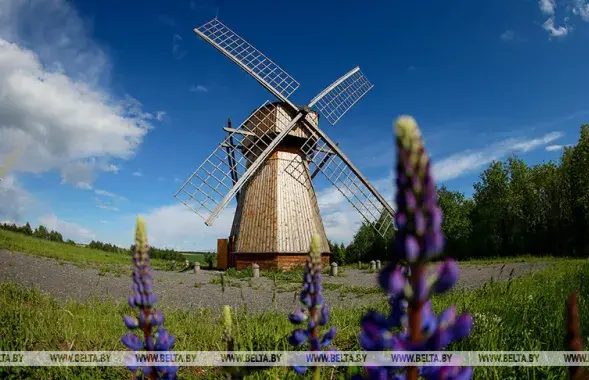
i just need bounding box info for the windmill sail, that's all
[308,66,374,126]
[194,18,299,103]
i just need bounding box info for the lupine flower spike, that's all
[121,217,178,380]
[288,234,336,379]
[358,116,473,380]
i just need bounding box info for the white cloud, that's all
[95,189,116,197]
[500,30,525,42]
[155,111,167,121]
[132,171,142,177]
[172,34,187,60]
[500,30,516,41]
[74,182,93,190]
[97,204,119,212]
[573,0,589,21]
[59,161,96,188]
[38,214,96,243]
[0,0,154,192]
[142,204,236,251]
[189,84,208,93]
[542,17,569,37]
[510,131,562,152]
[102,164,120,174]
[95,189,126,201]
[545,144,564,151]
[536,0,589,37]
[539,0,556,15]
[432,131,562,182]
[95,195,120,212]
[100,220,108,224]
[322,209,363,244]
[0,174,30,222]
[317,187,346,210]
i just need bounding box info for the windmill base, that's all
[234,252,330,271]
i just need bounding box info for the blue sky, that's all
[0,0,588,250]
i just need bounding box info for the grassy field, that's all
[181,252,217,268]
[0,258,586,379]
[0,229,171,271]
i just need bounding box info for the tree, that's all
[48,230,63,243]
[470,161,510,258]
[437,186,473,259]
[22,222,33,236]
[346,222,376,262]
[331,242,346,265]
[33,225,49,240]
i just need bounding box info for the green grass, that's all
[224,266,347,282]
[0,259,586,379]
[0,229,171,271]
[455,254,559,265]
[182,252,214,265]
[323,283,382,296]
[341,255,556,270]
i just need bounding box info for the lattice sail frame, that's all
[194,18,300,101]
[309,67,374,126]
[284,128,394,238]
[175,101,294,222]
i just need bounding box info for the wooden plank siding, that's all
[229,102,331,270]
[230,156,278,252]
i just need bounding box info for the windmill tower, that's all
[175,18,395,270]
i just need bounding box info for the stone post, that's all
[194,262,200,274]
[330,262,338,277]
[358,261,362,269]
[376,260,381,270]
[185,259,190,268]
[252,263,260,278]
[370,260,376,272]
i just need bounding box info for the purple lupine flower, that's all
[288,234,336,378]
[358,116,473,380]
[122,217,178,380]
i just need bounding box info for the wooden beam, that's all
[315,146,335,155]
[224,118,240,202]
[223,127,256,137]
[311,143,339,179]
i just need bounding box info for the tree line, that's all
[0,222,74,244]
[333,124,589,262]
[0,222,186,262]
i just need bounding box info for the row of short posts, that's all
[192,261,382,277]
[192,262,261,277]
[358,260,382,271]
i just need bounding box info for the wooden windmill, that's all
[175,18,395,270]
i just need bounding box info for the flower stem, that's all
[310,303,321,380]
[407,264,424,380]
[142,307,157,380]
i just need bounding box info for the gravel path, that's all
[0,249,549,314]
